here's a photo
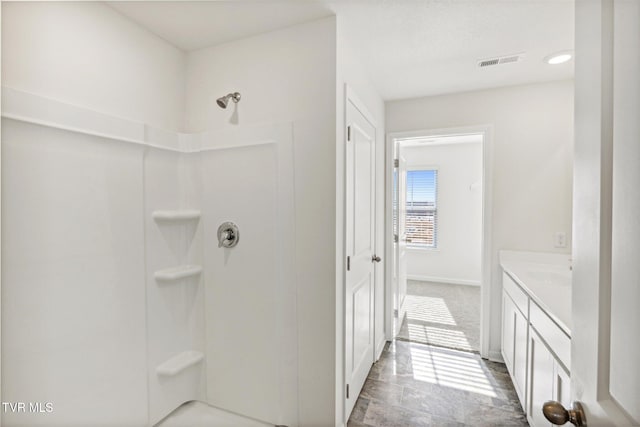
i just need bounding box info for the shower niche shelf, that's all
[152,210,201,222]
[156,351,204,377]
[154,265,202,282]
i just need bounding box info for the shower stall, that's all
[1,87,298,426]
[1,3,345,425]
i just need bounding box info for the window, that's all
[406,169,438,248]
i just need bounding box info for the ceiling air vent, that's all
[478,53,525,68]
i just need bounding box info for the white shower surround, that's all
[1,87,298,426]
[3,4,377,424]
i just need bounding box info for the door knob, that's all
[543,401,586,426]
[372,255,382,262]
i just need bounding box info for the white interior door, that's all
[608,1,640,422]
[345,99,376,418]
[389,147,408,338]
[569,1,639,425]
[395,153,408,335]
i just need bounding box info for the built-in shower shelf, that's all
[152,210,201,221]
[156,351,204,377]
[154,265,202,282]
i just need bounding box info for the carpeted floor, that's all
[397,280,480,353]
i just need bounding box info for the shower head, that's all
[216,92,241,109]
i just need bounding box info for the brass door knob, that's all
[543,401,587,426]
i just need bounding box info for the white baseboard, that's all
[407,274,481,287]
[486,350,504,363]
[375,338,386,361]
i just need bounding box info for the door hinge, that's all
[394,233,398,243]
[394,309,399,318]
[346,384,350,399]
[347,256,351,271]
[347,125,351,141]
[394,158,399,168]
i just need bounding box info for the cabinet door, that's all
[528,328,553,427]
[513,307,528,406]
[554,362,571,408]
[501,292,516,371]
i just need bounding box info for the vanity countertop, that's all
[500,250,572,336]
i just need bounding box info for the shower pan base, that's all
[156,401,271,427]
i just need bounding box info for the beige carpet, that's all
[397,280,480,353]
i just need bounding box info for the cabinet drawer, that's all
[530,301,571,371]
[503,272,529,317]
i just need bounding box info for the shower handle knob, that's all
[219,229,233,242]
[217,222,240,248]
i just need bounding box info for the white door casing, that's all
[395,154,408,336]
[390,155,399,336]
[385,127,492,359]
[345,98,376,419]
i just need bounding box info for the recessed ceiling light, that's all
[544,51,573,65]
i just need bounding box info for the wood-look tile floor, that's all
[348,341,528,427]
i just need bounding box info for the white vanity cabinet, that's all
[528,326,571,427]
[499,252,572,427]
[501,272,529,407]
[527,301,572,426]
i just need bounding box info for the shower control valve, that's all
[217,221,240,248]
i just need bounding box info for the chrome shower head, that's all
[216,92,241,109]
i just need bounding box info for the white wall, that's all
[386,79,574,358]
[1,2,185,131]
[336,17,386,426]
[185,17,338,425]
[402,142,482,286]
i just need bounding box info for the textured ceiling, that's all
[107,1,333,51]
[107,0,574,100]
[331,0,574,100]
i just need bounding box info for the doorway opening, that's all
[385,127,492,358]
